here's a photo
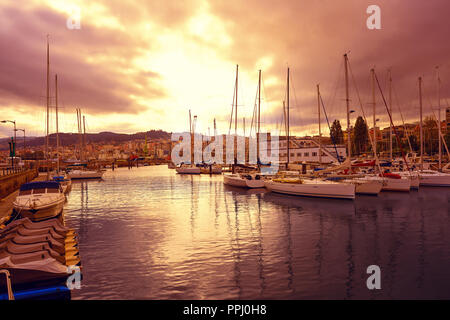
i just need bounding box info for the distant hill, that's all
[0,130,171,150]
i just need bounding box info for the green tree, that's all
[330,120,344,145]
[352,116,368,155]
[408,135,419,152]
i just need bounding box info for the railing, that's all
[0,166,28,177]
[0,269,15,300]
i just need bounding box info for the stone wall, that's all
[0,169,38,199]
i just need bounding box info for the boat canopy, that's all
[19,181,60,191]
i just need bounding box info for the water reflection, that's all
[63,166,450,299]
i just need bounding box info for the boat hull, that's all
[381,178,411,192]
[176,167,201,174]
[265,180,355,199]
[13,198,65,222]
[223,174,265,188]
[353,180,383,195]
[419,172,450,186]
[67,171,103,179]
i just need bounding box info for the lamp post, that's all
[15,128,25,156]
[1,120,16,145]
[1,120,16,168]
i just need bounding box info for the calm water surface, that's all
[64,166,450,299]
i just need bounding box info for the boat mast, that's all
[234,65,238,167]
[344,54,351,168]
[287,67,290,166]
[317,84,322,164]
[437,67,442,170]
[83,115,86,161]
[257,69,261,166]
[46,36,50,179]
[371,68,376,158]
[419,76,423,170]
[55,74,59,174]
[389,69,393,162]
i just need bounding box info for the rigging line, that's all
[392,82,413,153]
[250,80,258,137]
[422,80,450,158]
[323,59,344,131]
[374,71,410,171]
[228,75,237,135]
[319,93,341,163]
[348,59,384,175]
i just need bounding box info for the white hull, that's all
[68,170,104,179]
[200,165,222,174]
[223,174,265,188]
[419,170,450,186]
[381,177,411,192]
[344,178,383,195]
[13,196,65,221]
[393,172,420,189]
[265,179,355,199]
[176,166,201,174]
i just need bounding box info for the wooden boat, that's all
[13,182,66,222]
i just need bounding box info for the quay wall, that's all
[0,169,38,200]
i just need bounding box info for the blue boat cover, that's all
[20,181,60,191]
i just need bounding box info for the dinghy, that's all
[223,173,265,188]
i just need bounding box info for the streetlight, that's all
[15,128,25,156]
[1,120,16,143]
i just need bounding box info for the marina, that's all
[1,0,450,305]
[60,165,450,299]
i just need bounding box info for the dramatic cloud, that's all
[0,0,449,138]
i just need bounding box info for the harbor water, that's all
[65,165,450,299]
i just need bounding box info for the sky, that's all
[0,0,449,139]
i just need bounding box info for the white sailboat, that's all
[265,66,355,199]
[415,75,450,186]
[265,178,355,200]
[66,110,104,180]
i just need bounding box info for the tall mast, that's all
[257,69,261,165]
[344,54,351,167]
[317,84,322,164]
[55,74,59,173]
[437,67,442,170]
[234,65,238,166]
[46,36,50,178]
[371,68,376,157]
[213,118,217,136]
[83,115,86,161]
[389,69,393,161]
[419,77,423,170]
[287,67,290,165]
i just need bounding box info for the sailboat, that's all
[176,110,201,174]
[223,66,265,188]
[51,74,71,193]
[66,110,104,179]
[416,74,450,186]
[12,39,65,221]
[314,57,383,195]
[264,66,355,199]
